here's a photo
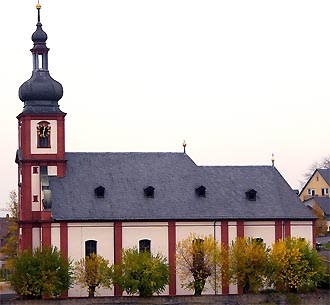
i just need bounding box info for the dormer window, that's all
[37,121,51,148]
[94,186,105,198]
[195,185,206,197]
[246,189,257,201]
[144,186,154,198]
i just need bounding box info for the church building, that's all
[16,4,316,297]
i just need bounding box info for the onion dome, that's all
[19,3,64,114]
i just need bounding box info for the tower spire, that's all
[18,2,64,114]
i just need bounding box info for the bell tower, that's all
[16,2,66,251]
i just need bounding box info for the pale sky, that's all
[0,0,329,212]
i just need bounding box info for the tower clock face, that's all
[37,123,51,138]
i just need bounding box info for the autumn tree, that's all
[11,246,72,299]
[302,155,330,183]
[268,237,324,292]
[74,253,110,297]
[228,237,269,293]
[176,233,226,295]
[0,190,19,270]
[312,205,328,236]
[111,248,169,297]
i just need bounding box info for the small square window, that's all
[33,195,38,202]
[308,189,315,196]
[33,167,38,174]
[321,188,328,196]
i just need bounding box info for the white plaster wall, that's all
[31,167,40,211]
[32,227,40,250]
[291,221,313,243]
[48,166,58,176]
[122,222,169,295]
[67,223,114,297]
[228,222,238,295]
[244,221,275,248]
[51,223,60,251]
[176,222,217,295]
[31,120,57,154]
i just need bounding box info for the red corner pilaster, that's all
[114,222,122,296]
[41,222,51,249]
[221,221,229,295]
[20,223,33,252]
[168,221,176,296]
[284,220,291,239]
[275,220,282,241]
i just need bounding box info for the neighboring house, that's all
[0,217,10,271]
[15,5,316,297]
[303,197,330,233]
[299,169,330,201]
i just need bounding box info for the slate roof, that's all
[318,169,330,185]
[50,152,315,221]
[313,197,330,216]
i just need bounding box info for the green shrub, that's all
[111,248,169,297]
[10,246,72,299]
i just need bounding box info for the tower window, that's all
[195,185,206,197]
[33,195,38,202]
[139,239,151,253]
[85,240,97,257]
[144,186,155,198]
[246,189,257,201]
[37,121,51,148]
[33,167,38,174]
[94,186,105,198]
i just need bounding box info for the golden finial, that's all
[183,140,187,154]
[36,1,41,9]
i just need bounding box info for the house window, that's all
[37,121,51,148]
[85,240,97,257]
[308,189,315,196]
[33,195,38,202]
[139,239,151,253]
[33,167,38,174]
[321,188,328,196]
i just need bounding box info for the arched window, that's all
[37,121,51,148]
[139,239,151,253]
[85,240,97,257]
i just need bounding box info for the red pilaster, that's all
[237,221,244,294]
[275,220,283,241]
[60,222,68,297]
[168,221,176,296]
[237,220,244,238]
[60,222,68,259]
[41,222,51,248]
[221,221,229,295]
[114,222,122,296]
[284,220,291,239]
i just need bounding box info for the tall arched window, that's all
[85,240,97,257]
[139,239,151,253]
[37,121,51,148]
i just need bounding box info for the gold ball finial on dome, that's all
[36,2,41,9]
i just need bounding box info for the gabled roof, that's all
[300,168,330,196]
[49,152,315,221]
